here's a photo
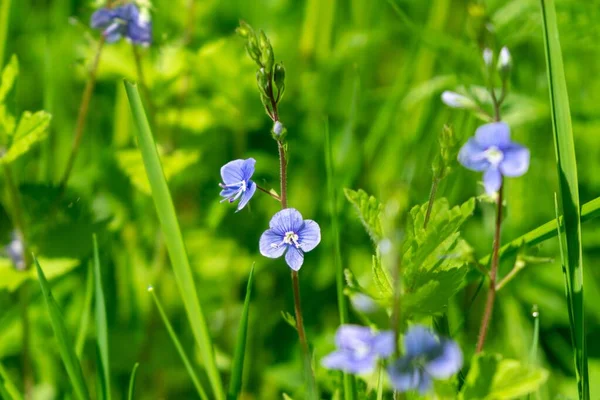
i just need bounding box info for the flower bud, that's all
[258,30,274,72]
[246,34,261,63]
[256,67,269,97]
[236,21,253,38]
[498,46,511,77]
[273,121,284,136]
[441,91,477,110]
[483,48,493,67]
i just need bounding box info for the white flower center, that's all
[353,342,371,359]
[283,231,300,248]
[484,146,504,166]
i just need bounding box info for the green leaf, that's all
[124,80,223,399]
[127,363,140,400]
[228,266,254,400]
[93,235,111,400]
[0,257,79,292]
[35,256,90,400]
[344,188,383,243]
[460,353,548,400]
[116,147,200,195]
[372,255,393,299]
[0,55,17,103]
[148,286,209,400]
[75,264,94,358]
[2,111,51,164]
[540,0,588,396]
[0,363,23,400]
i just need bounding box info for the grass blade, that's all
[324,118,357,400]
[93,235,111,400]
[539,1,588,397]
[228,266,254,400]
[124,80,223,400]
[148,287,209,400]
[127,363,139,400]
[75,264,93,358]
[0,363,22,400]
[34,256,90,400]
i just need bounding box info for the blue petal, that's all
[458,139,489,172]
[240,158,256,181]
[219,187,239,198]
[113,3,138,20]
[236,181,256,211]
[499,144,530,177]
[474,122,511,148]
[417,372,432,394]
[297,219,320,252]
[127,20,152,45]
[321,351,376,374]
[387,359,420,392]
[259,229,286,259]
[269,208,304,235]
[221,159,247,185]
[285,246,304,271]
[404,326,438,357]
[90,8,114,29]
[103,22,125,43]
[425,339,463,379]
[335,325,373,350]
[371,331,395,357]
[483,167,502,194]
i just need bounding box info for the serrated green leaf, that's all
[0,257,79,292]
[344,188,383,243]
[116,147,200,195]
[460,353,548,400]
[372,255,393,298]
[0,55,18,103]
[2,111,51,164]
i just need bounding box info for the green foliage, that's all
[0,257,78,292]
[93,236,111,400]
[127,363,139,400]
[460,353,548,399]
[344,188,384,243]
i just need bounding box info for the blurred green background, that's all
[1,0,600,398]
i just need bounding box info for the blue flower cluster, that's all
[322,324,463,394]
[219,158,321,271]
[91,3,151,46]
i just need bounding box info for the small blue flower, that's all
[322,325,394,374]
[458,122,530,194]
[259,208,320,271]
[91,3,152,46]
[5,232,25,270]
[387,326,462,394]
[219,158,257,212]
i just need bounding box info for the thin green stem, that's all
[423,175,440,229]
[255,184,280,201]
[476,185,503,352]
[495,259,525,291]
[60,37,105,190]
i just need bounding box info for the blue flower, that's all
[219,158,257,212]
[5,232,25,270]
[259,208,320,271]
[387,326,462,394]
[322,325,394,374]
[91,3,152,46]
[458,122,530,194]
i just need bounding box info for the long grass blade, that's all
[0,363,22,400]
[93,235,111,400]
[148,287,209,400]
[324,117,357,400]
[34,256,89,400]
[539,1,588,397]
[124,80,223,400]
[228,266,254,400]
[75,264,93,358]
[127,363,139,400]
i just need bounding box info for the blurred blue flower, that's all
[458,122,529,194]
[5,232,25,270]
[91,3,151,46]
[387,326,462,394]
[219,158,257,212]
[259,208,320,271]
[322,325,394,374]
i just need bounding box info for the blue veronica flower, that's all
[322,325,394,374]
[91,3,152,46]
[219,158,257,212]
[259,208,320,271]
[387,326,463,394]
[5,232,25,270]
[458,122,530,194]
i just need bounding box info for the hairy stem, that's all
[476,185,503,352]
[60,37,105,189]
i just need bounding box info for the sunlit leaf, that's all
[344,188,384,243]
[2,111,51,164]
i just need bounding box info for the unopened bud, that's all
[273,121,284,136]
[258,30,274,71]
[236,21,253,38]
[441,91,477,109]
[498,46,512,77]
[256,68,269,96]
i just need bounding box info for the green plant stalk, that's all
[148,287,208,400]
[228,267,254,400]
[539,1,588,395]
[127,363,139,400]
[476,186,503,352]
[35,257,90,400]
[75,265,94,358]
[59,37,105,190]
[124,81,223,400]
[0,363,23,400]
[0,0,12,66]
[93,235,111,400]
[324,119,356,400]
